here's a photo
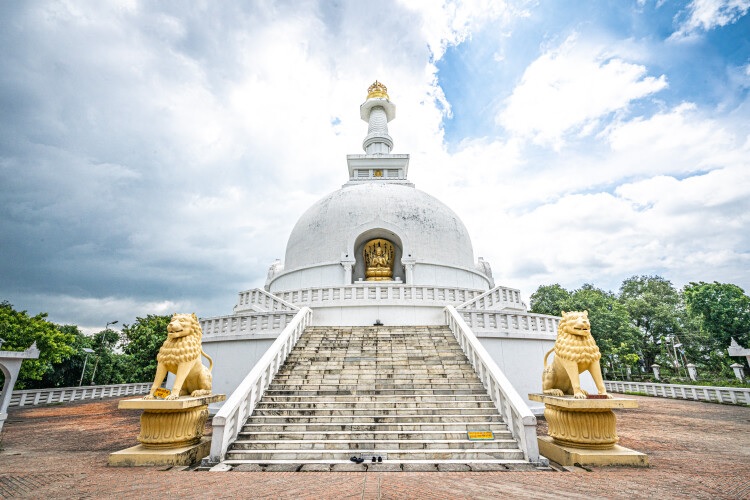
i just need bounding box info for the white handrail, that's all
[458,309,559,338]
[605,380,750,405]
[234,288,299,312]
[444,305,540,463]
[200,311,299,338]
[207,307,313,464]
[273,284,484,306]
[9,383,151,407]
[457,284,526,310]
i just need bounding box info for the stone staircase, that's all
[222,325,530,468]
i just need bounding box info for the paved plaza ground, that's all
[1,394,748,499]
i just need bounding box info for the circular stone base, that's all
[545,405,618,449]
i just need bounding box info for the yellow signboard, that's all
[153,387,171,399]
[467,431,494,441]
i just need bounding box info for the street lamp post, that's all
[90,320,118,385]
[79,348,95,386]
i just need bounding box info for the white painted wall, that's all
[477,336,597,413]
[202,338,274,410]
[311,304,444,326]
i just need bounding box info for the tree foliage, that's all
[683,282,750,349]
[619,275,684,368]
[530,284,571,316]
[0,301,78,388]
[120,314,171,383]
[564,284,640,369]
[530,277,750,378]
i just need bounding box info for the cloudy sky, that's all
[1,0,748,333]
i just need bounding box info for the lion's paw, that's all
[544,389,565,397]
[573,391,587,399]
[143,394,155,400]
[602,392,613,399]
[165,393,180,400]
[191,390,211,397]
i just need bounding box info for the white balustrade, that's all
[273,284,483,306]
[459,309,559,338]
[605,381,750,405]
[444,305,540,463]
[208,307,313,464]
[9,383,151,407]
[234,288,299,313]
[457,284,527,311]
[200,311,299,338]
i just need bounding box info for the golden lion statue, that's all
[144,313,213,401]
[542,311,611,399]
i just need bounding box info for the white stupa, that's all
[200,82,561,411]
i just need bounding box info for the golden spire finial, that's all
[367,80,389,100]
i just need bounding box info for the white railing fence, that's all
[606,381,750,405]
[8,383,151,407]
[274,284,483,306]
[459,309,559,337]
[201,311,299,339]
[444,305,540,463]
[207,307,313,465]
[457,284,527,311]
[234,288,299,313]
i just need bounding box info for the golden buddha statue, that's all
[364,239,394,281]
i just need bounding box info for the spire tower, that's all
[360,81,396,154]
[345,81,410,186]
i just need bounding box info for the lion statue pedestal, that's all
[529,311,648,467]
[109,394,225,467]
[109,313,226,467]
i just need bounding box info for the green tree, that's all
[87,328,128,385]
[120,315,171,383]
[530,284,571,316]
[565,284,640,372]
[683,282,750,347]
[0,301,77,388]
[619,275,684,369]
[683,282,750,372]
[32,325,91,388]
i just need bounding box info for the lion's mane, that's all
[553,312,601,365]
[157,313,203,367]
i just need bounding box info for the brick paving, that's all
[1,395,748,499]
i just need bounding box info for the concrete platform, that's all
[538,436,648,467]
[108,437,212,467]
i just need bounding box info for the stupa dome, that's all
[266,82,493,292]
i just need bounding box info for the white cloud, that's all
[498,35,667,148]
[397,0,529,59]
[671,0,750,39]
[1,1,748,330]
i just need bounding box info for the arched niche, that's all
[351,229,405,283]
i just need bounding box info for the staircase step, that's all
[261,394,493,403]
[231,439,519,450]
[246,414,503,424]
[240,422,510,433]
[236,430,514,440]
[225,448,525,461]
[255,400,495,409]
[252,407,499,417]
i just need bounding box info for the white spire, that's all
[345,81,410,187]
[360,81,396,154]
